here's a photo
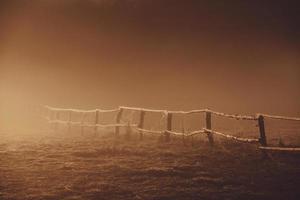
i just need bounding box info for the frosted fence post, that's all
[50,110,53,129]
[138,110,146,140]
[258,115,267,146]
[165,112,172,142]
[43,106,48,119]
[68,111,72,133]
[115,108,123,138]
[182,115,186,145]
[49,110,54,131]
[55,111,60,132]
[80,113,85,136]
[94,110,99,136]
[125,121,132,140]
[205,111,214,146]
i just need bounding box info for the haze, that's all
[1,0,299,131]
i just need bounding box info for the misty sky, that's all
[0,0,300,120]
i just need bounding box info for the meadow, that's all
[1,129,300,200]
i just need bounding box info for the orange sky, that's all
[0,1,299,129]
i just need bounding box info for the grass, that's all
[0,131,300,200]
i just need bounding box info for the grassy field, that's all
[0,131,300,200]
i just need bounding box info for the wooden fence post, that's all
[258,115,267,146]
[181,115,186,145]
[49,110,54,131]
[138,110,146,140]
[45,107,49,120]
[205,111,214,146]
[68,111,72,133]
[165,112,172,142]
[125,121,132,140]
[115,108,123,138]
[55,111,60,132]
[81,113,85,135]
[94,110,99,136]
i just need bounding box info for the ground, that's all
[0,131,300,200]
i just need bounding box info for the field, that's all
[1,131,300,200]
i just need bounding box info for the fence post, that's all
[165,112,172,142]
[49,110,54,131]
[181,115,186,145]
[68,111,72,133]
[115,108,123,138]
[125,121,132,140]
[205,111,214,146]
[81,113,85,135]
[138,110,146,140]
[258,115,267,146]
[55,111,60,132]
[94,110,99,136]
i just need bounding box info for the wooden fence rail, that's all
[43,105,300,152]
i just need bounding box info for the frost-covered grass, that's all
[0,131,300,200]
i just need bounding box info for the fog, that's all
[1,0,300,131]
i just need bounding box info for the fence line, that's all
[42,105,300,152]
[45,105,300,122]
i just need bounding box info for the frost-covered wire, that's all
[257,113,300,121]
[88,123,138,128]
[44,117,136,128]
[45,118,81,125]
[203,128,259,143]
[165,130,185,136]
[165,129,205,136]
[45,105,119,113]
[135,128,163,134]
[168,109,207,114]
[120,106,168,115]
[209,110,257,120]
[259,146,300,151]
[185,130,206,137]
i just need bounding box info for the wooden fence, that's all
[43,105,300,151]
